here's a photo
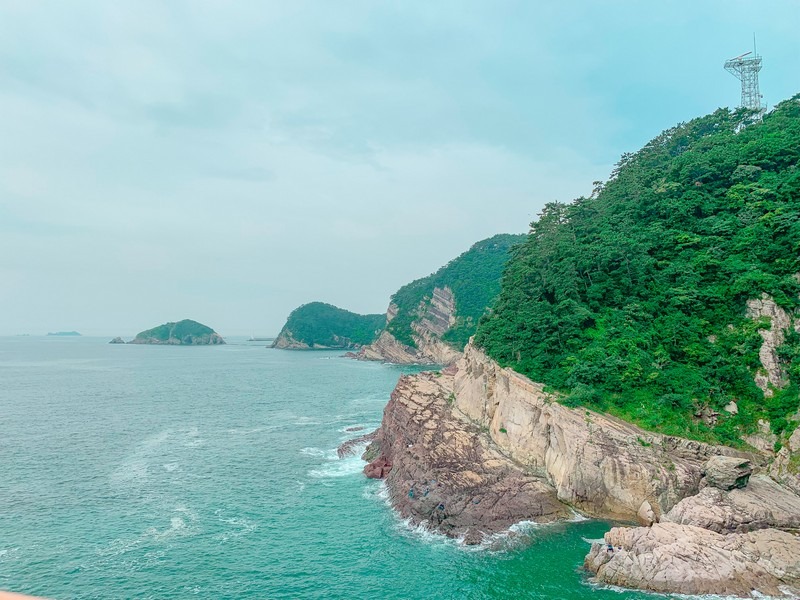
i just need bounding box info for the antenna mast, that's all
[724,36,765,115]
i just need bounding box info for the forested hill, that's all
[273,302,385,350]
[386,233,526,350]
[475,96,800,446]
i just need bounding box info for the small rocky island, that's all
[128,320,225,345]
[47,331,81,336]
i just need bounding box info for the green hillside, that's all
[475,97,800,446]
[386,234,525,349]
[131,319,224,345]
[275,302,385,349]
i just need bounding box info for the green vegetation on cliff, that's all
[132,319,224,345]
[475,96,800,445]
[276,302,385,349]
[387,234,525,349]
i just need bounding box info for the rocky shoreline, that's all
[360,343,800,597]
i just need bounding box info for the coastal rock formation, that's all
[702,455,752,490]
[356,288,462,365]
[272,331,311,349]
[770,427,800,496]
[272,302,385,350]
[109,337,125,344]
[746,294,795,396]
[585,522,800,597]
[129,320,225,345]
[363,369,569,541]
[363,341,800,594]
[337,430,377,459]
[451,343,753,520]
[663,474,800,533]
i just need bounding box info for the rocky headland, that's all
[354,289,462,365]
[361,342,800,597]
[272,302,385,350]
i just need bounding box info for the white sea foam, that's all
[568,508,589,522]
[213,512,258,542]
[588,579,781,600]
[582,537,606,545]
[308,453,365,478]
[299,447,328,458]
[163,462,179,472]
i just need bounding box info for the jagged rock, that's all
[356,289,462,365]
[363,371,569,540]
[109,337,125,344]
[770,427,800,496]
[747,295,793,397]
[585,522,800,598]
[636,500,657,526]
[702,456,752,490]
[336,430,377,458]
[664,475,800,533]
[744,419,779,454]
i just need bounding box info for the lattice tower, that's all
[724,49,764,112]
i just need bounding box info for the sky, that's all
[1,1,798,337]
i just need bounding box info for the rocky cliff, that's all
[362,341,800,595]
[356,289,462,365]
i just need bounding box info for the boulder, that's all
[664,474,800,533]
[585,522,800,598]
[703,455,752,490]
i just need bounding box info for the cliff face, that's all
[451,344,756,520]
[363,368,570,542]
[746,294,798,397]
[365,342,754,528]
[363,342,800,595]
[356,288,462,365]
[272,331,312,350]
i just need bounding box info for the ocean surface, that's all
[0,336,664,599]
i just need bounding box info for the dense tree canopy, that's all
[387,234,526,349]
[278,302,385,349]
[475,96,800,445]
[134,319,215,341]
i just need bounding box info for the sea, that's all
[0,336,671,599]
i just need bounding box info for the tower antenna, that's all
[724,36,765,116]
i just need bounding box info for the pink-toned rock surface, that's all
[585,522,800,597]
[363,371,569,541]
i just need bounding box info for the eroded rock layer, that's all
[361,341,800,596]
[356,288,462,366]
[363,370,569,542]
[452,344,754,520]
[585,522,800,597]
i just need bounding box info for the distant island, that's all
[273,303,385,350]
[127,320,225,345]
[47,331,81,336]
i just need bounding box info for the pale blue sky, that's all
[1,1,798,336]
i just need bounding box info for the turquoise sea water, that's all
[0,336,661,599]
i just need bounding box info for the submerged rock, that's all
[336,430,377,459]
